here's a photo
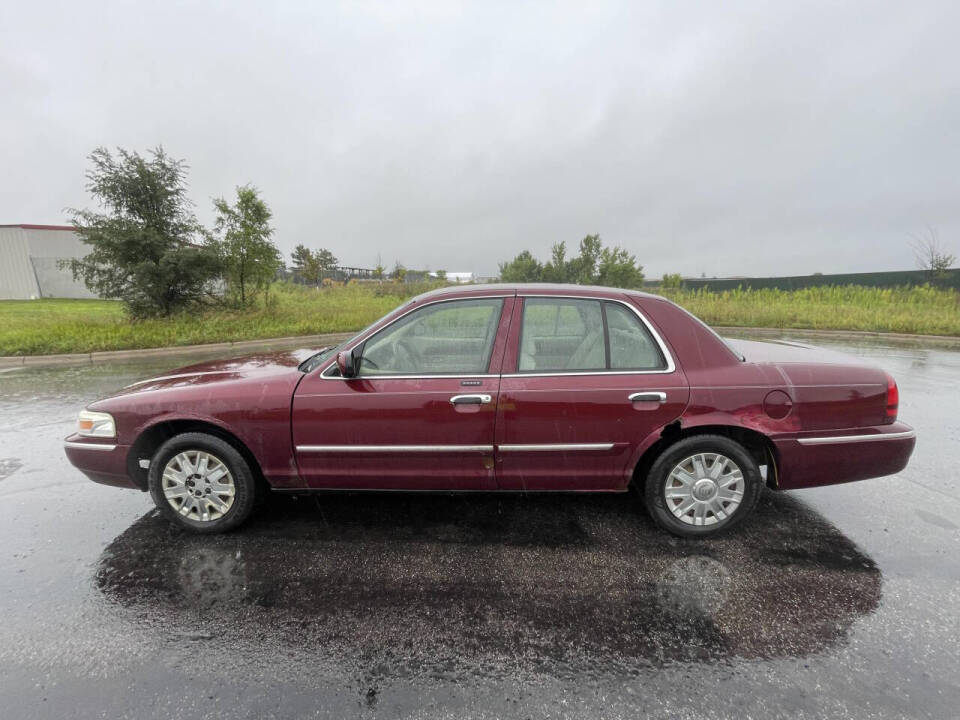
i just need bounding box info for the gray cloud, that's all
[2,0,958,278]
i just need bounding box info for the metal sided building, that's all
[0,224,97,299]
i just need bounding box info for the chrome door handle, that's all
[629,391,667,403]
[450,394,492,405]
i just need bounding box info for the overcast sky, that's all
[2,1,958,278]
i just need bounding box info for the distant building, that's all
[429,271,475,284]
[0,225,96,300]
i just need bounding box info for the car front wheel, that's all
[643,434,763,537]
[148,432,258,533]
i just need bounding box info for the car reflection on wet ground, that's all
[1,334,959,719]
[96,492,880,667]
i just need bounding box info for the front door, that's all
[292,296,514,489]
[495,295,689,491]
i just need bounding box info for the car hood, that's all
[108,347,323,397]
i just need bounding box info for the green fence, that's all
[645,268,960,292]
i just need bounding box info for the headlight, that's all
[77,410,116,438]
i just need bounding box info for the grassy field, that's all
[663,285,960,336]
[0,283,427,356]
[1,282,958,356]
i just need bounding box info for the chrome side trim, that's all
[125,370,232,388]
[796,430,916,446]
[502,369,670,378]
[296,443,617,453]
[64,441,117,452]
[297,444,494,453]
[503,294,676,377]
[498,443,615,452]
[318,373,499,381]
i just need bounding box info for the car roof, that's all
[410,283,665,303]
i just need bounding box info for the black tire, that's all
[148,432,259,534]
[643,434,763,538]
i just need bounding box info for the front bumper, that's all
[773,421,916,490]
[63,434,139,489]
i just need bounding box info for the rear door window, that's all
[604,302,666,370]
[518,298,666,372]
[518,298,604,371]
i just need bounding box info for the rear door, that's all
[292,295,514,490]
[495,294,689,491]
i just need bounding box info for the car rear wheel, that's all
[643,434,763,538]
[148,432,258,533]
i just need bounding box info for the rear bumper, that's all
[773,422,916,490]
[63,434,140,490]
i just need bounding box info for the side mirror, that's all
[336,350,357,378]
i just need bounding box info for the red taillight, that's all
[886,373,899,422]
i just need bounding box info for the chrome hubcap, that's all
[665,453,744,526]
[162,450,235,522]
[692,478,717,501]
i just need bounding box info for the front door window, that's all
[360,298,503,376]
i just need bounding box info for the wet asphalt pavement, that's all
[0,335,958,719]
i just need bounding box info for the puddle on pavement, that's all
[915,508,959,531]
[0,458,23,480]
[95,491,881,674]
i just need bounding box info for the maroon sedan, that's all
[64,284,916,537]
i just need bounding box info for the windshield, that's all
[297,316,388,373]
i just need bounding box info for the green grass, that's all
[662,285,960,336]
[0,283,431,356]
[1,282,958,356]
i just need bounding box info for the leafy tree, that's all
[302,252,320,285]
[212,185,281,305]
[315,249,338,280]
[596,246,644,288]
[542,241,570,283]
[496,234,644,288]
[661,273,685,290]
[435,269,447,281]
[392,261,407,282]
[498,250,543,282]
[67,146,221,318]
[567,234,603,284]
[293,246,338,285]
[291,244,313,277]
